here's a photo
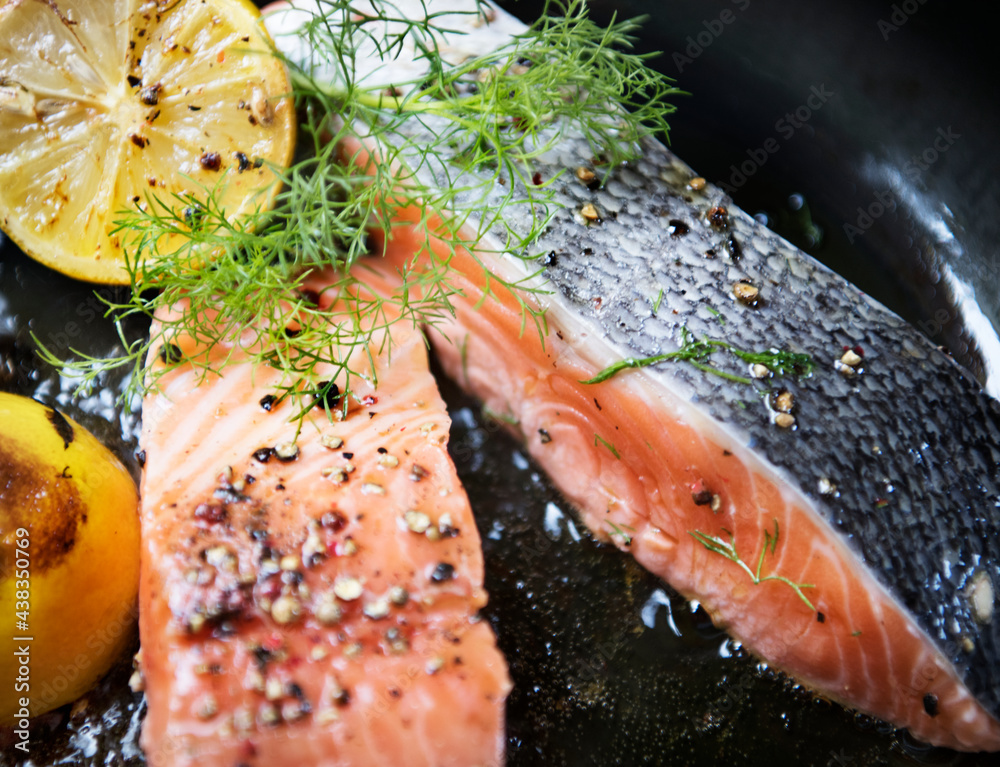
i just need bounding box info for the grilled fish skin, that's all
[267,0,1000,752]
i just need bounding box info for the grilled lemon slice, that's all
[0,0,295,284]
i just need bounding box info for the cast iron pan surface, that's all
[1,0,998,764]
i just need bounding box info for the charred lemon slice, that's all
[0,0,295,284]
[0,393,140,723]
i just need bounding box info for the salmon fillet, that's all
[138,271,510,766]
[380,221,1000,753]
[263,0,1000,753]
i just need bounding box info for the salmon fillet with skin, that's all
[137,271,510,766]
[265,0,1000,753]
[386,222,1000,754]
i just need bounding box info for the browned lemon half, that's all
[0,0,295,284]
[0,392,140,723]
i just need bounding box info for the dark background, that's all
[499,0,1000,388]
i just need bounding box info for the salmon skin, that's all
[137,270,510,766]
[265,0,1000,753]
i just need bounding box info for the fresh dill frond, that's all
[40,0,682,419]
[579,327,813,387]
[482,404,520,426]
[689,520,817,611]
[652,287,664,314]
[606,519,635,544]
[459,334,471,385]
[580,328,718,385]
[727,346,815,378]
[594,432,620,459]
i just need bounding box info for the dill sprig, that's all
[37,0,682,417]
[594,432,620,459]
[605,519,635,545]
[580,327,815,386]
[689,520,817,611]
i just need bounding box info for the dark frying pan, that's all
[2,0,997,764]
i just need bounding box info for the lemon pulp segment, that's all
[0,0,295,284]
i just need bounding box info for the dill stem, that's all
[50,0,683,421]
[688,361,753,386]
[352,89,453,113]
[689,526,817,612]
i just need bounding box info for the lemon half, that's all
[0,0,295,284]
[0,393,140,723]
